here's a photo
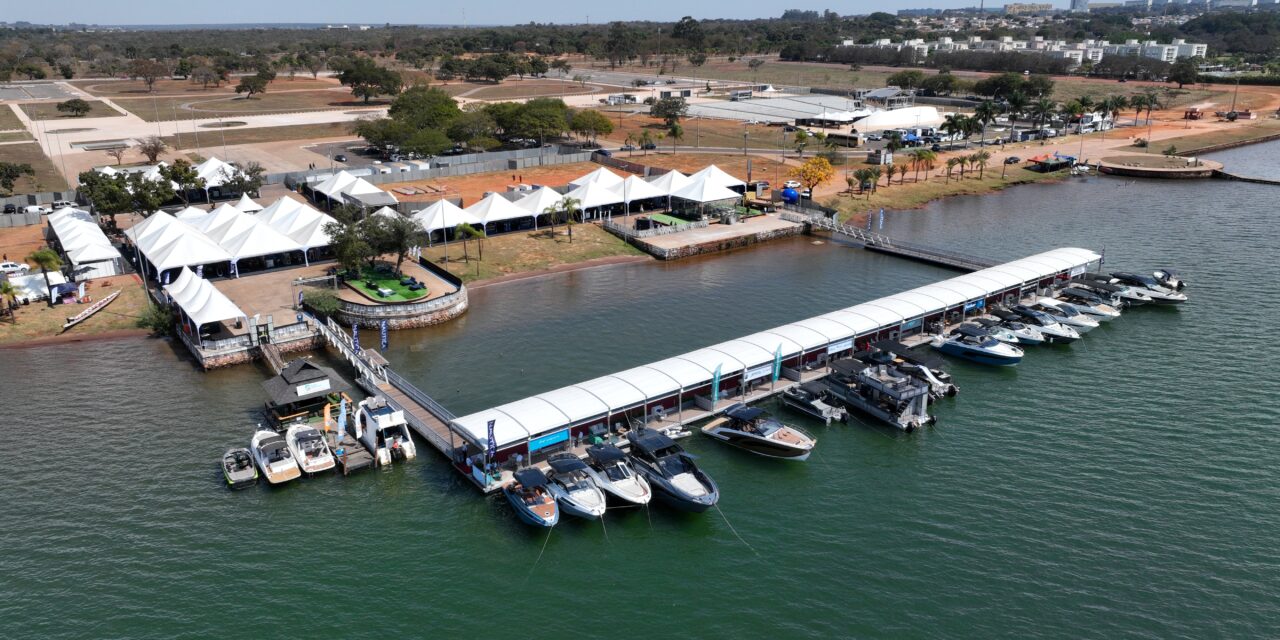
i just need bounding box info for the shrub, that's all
[1162,144,1177,156]
[1134,138,1149,148]
[302,290,341,318]
[137,303,176,336]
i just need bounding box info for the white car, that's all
[782,180,802,189]
[0,261,30,276]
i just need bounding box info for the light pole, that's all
[742,131,748,156]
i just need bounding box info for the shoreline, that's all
[0,327,151,350]
[466,254,654,289]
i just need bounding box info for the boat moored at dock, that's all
[285,424,336,475]
[700,403,817,461]
[1109,272,1188,304]
[545,453,608,519]
[355,398,417,467]
[626,429,719,512]
[503,468,559,528]
[781,381,848,424]
[584,444,652,506]
[250,429,302,485]
[822,358,935,431]
[1000,307,1080,343]
[221,448,259,489]
[931,330,1025,366]
[1027,301,1100,333]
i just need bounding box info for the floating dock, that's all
[780,210,998,272]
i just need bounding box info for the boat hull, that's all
[504,489,559,527]
[702,428,813,460]
[935,342,1022,366]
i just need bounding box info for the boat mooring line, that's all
[714,504,759,556]
[524,528,554,585]
[600,515,611,545]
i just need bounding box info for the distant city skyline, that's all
[10,0,1067,27]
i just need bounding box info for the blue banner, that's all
[352,324,360,353]
[878,207,885,230]
[711,363,722,407]
[866,211,872,230]
[772,346,782,382]
[486,419,497,460]
[963,299,986,312]
[380,319,389,351]
[337,398,348,437]
[528,428,569,453]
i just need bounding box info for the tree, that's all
[235,75,268,98]
[128,173,175,213]
[304,54,326,79]
[388,85,461,130]
[454,223,484,262]
[509,98,569,141]
[105,146,127,166]
[649,97,688,125]
[26,248,61,308]
[667,121,683,153]
[56,98,91,117]
[974,149,992,179]
[945,157,959,183]
[748,58,765,82]
[128,59,168,92]
[569,109,614,144]
[159,159,205,204]
[338,57,403,104]
[544,197,581,242]
[191,66,219,89]
[910,148,936,182]
[794,131,809,157]
[605,22,639,68]
[1169,58,1200,89]
[0,281,17,323]
[446,110,498,146]
[866,166,882,193]
[173,59,193,78]
[0,162,34,195]
[221,161,265,197]
[1030,97,1057,144]
[76,171,132,218]
[138,135,168,163]
[787,157,835,192]
[550,59,572,77]
[919,73,960,96]
[687,52,708,67]
[401,129,453,156]
[886,70,926,89]
[974,100,999,146]
[1005,91,1029,143]
[16,63,46,80]
[1142,90,1161,142]
[377,213,427,275]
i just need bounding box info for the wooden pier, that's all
[780,210,997,272]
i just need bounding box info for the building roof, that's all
[261,358,349,407]
[412,199,481,232]
[163,266,246,326]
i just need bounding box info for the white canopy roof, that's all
[687,165,746,190]
[254,197,337,249]
[125,211,181,251]
[569,167,624,189]
[312,171,359,198]
[616,175,666,203]
[8,270,67,301]
[515,186,565,214]
[466,193,531,225]
[564,181,624,210]
[369,206,401,219]
[194,157,242,188]
[411,199,481,232]
[451,247,1102,449]
[163,266,246,326]
[646,170,691,195]
[173,206,208,221]
[184,204,302,260]
[233,193,262,212]
[146,229,233,271]
[47,207,121,265]
[669,177,743,204]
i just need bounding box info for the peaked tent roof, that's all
[687,165,746,190]
[564,181,624,210]
[515,186,564,214]
[173,206,208,221]
[411,199,481,232]
[146,226,233,271]
[670,177,744,203]
[569,167,624,189]
[646,170,692,195]
[254,197,337,249]
[312,171,359,199]
[194,157,242,188]
[127,211,187,254]
[467,192,531,225]
[616,175,666,203]
[233,193,263,212]
[369,206,401,219]
[183,204,302,260]
[163,266,246,326]
[47,207,121,265]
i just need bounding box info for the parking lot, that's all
[0,82,79,102]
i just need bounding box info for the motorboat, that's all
[1070,276,1152,307]
[1048,292,1121,322]
[1153,268,1185,291]
[931,329,1025,366]
[285,424,336,475]
[866,341,959,399]
[221,448,258,490]
[584,444,652,506]
[700,403,817,461]
[544,453,608,519]
[1030,299,1100,333]
[354,397,417,467]
[503,468,559,528]
[1110,272,1187,304]
[781,381,848,424]
[957,320,1020,344]
[250,429,302,485]
[973,316,1044,345]
[626,429,719,513]
[1004,306,1081,343]
[822,358,935,431]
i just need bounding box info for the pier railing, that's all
[384,368,457,424]
[781,209,997,272]
[603,218,709,239]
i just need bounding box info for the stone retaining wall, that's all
[632,225,803,260]
[336,287,469,329]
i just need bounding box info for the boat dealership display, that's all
[584,444,652,506]
[285,424,337,475]
[700,403,817,461]
[626,429,719,512]
[781,381,849,424]
[931,328,1026,366]
[545,453,608,519]
[221,448,259,490]
[250,429,302,485]
[504,468,560,528]
[355,398,417,467]
[822,358,935,431]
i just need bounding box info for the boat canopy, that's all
[547,455,589,474]
[725,405,765,421]
[954,324,989,338]
[513,468,548,488]
[630,430,677,455]
[586,444,626,464]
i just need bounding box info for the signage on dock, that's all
[1070,265,1087,277]
[744,363,773,382]
[296,380,331,396]
[827,338,854,355]
[528,429,569,452]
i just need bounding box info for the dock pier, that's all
[780,210,998,272]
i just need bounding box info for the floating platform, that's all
[328,432,375,475]
[1097,154,1222,179]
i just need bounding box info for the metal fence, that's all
[0,212,46,228]
[603,218,709,239]
[274,146,595,188]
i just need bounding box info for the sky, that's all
[9,0,1031,26]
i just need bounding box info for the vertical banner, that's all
[297,290,304,307]
[380,319,389,351]
[195,264,203,278]
[772,345,783,382]
[878,207,885,230]
[711,363,722,409]
[352,323,360,353]
[485,419,497,465]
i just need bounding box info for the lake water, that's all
[3,143,1278,639]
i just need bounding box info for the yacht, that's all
[1029,300,1100,333]
[821,358,935,431]
[354,397,417,467]
[1070,276,1152,307]
[545,453,608,519]
[503,468,559,528]
[221,447,258,490]
[1002,307,1081,343]
[1153,268,1185,291]
[973,316,1044,345]
[864,341,959,399]
[1110,272,1188,304]
[781,381,848,424]
[931,328,1025,366]
[626,429,719,513]
[250,429,302,485]
[1048,292,1121,321]
[957,320,1021,344]
[700,403,817,461]
[285,424,336,475]
[584,444,652,506]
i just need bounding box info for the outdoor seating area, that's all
[344,264,430,302]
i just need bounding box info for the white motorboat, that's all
[250,429,302,485]
[1110,272,1188,304]
[1056,288,1122,321]
[931,331,1025,366]
[1005,306,1081,343]
[956,321,1020,345]
[701,403,818,461]
[545,453,608,519]
[503,469,559,528]
[974,316,1045,345]
[864,341,959,399]
[584,444,652,506]
[1153,268,1185,291]
[354,397,417,467]
[285,424,336,475]
[1032,299,1101,333]
[1072,276,1152,307]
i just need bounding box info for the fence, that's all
[603,218,709,240]
[0,211,46,228]
[275,146,595,188]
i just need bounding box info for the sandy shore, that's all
[467,255,653,289]
[0,328,151,350]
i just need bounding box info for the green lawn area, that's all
[421,222,646,283]
[114,90,386,122]
[19,100,122,120]
[0,142,69,193]
[0,106,25,130]
[0,131,33,142]
[160,122,358,149]
[345,268,430,302]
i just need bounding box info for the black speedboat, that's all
[626,429,719,512]
[221,447,258,490]
[781,381,847,424]
[700,403,817,461]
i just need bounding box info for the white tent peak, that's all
[467,192,530,226]
[687,165,746,190]
[233,193,262,212]
[411,199,481,232]
[569,167,625,189]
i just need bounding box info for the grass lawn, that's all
[465,80,602,100]
[0,143,69,192]
[0,275,148,345]
[0,131,33,142]
[604,112,797,150]
[345,268,430,302]
[161,122,358,148]
[828,163,1065,224]
[114,90,385,122]
[603,59,888,91]
[72,76,339,97]
[19,100,123,120]
[0,106,25,131]
[421,223,645,283]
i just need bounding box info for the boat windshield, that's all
[659,456,691,477]
[604,463,631,482]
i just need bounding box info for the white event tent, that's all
[163,266,247,338]
[616,175,666,211]
[563,181,623,220]
[312,170,397,208]
[184,203,303,262]
[411,199,481,238]
[467,193,531,231]
[47,207,123,280]
[254,197,337,250]
[515,186,564,218]
[569,167,624,189]
[687,165,747,192]
[233,194,263,212]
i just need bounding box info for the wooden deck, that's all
[376,381,457,453]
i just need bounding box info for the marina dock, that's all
[780,210,998,272]
[306,247,1103,493]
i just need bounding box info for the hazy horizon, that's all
[6,1,1060,27]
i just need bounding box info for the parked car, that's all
[930,144,943,152]
[865,133,883,141]
[641,142,657,150]
[2,204,14,214]
[22,205,49,215]
[334,154,348,162]
[51,200,74,210]
[0,261,29,276]
[747,180,770,190]
[1004,156,1021,165]
[596,149,613,157]
[620,144,636,151]
[782,180,802,189]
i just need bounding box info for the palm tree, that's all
[26,248,61,308]
[896,164,909,184]
[1106,95,1128,139]
[941,113,967,147]
[1142,90,1161,142]
[557,196,582,242]
[852,168,873,198]
[881,162,893,188]
[916,149,937,181]
[667,122,683,154]
[945,157,959,183]
[0,281,15,324]
[974,150,992,179]
[974,100,999,147]
[1030,97,1056,145]
[1005,91,1029,144]
[624,132,637,156]
[1129,93,1148,127]
[867,166,882,193]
